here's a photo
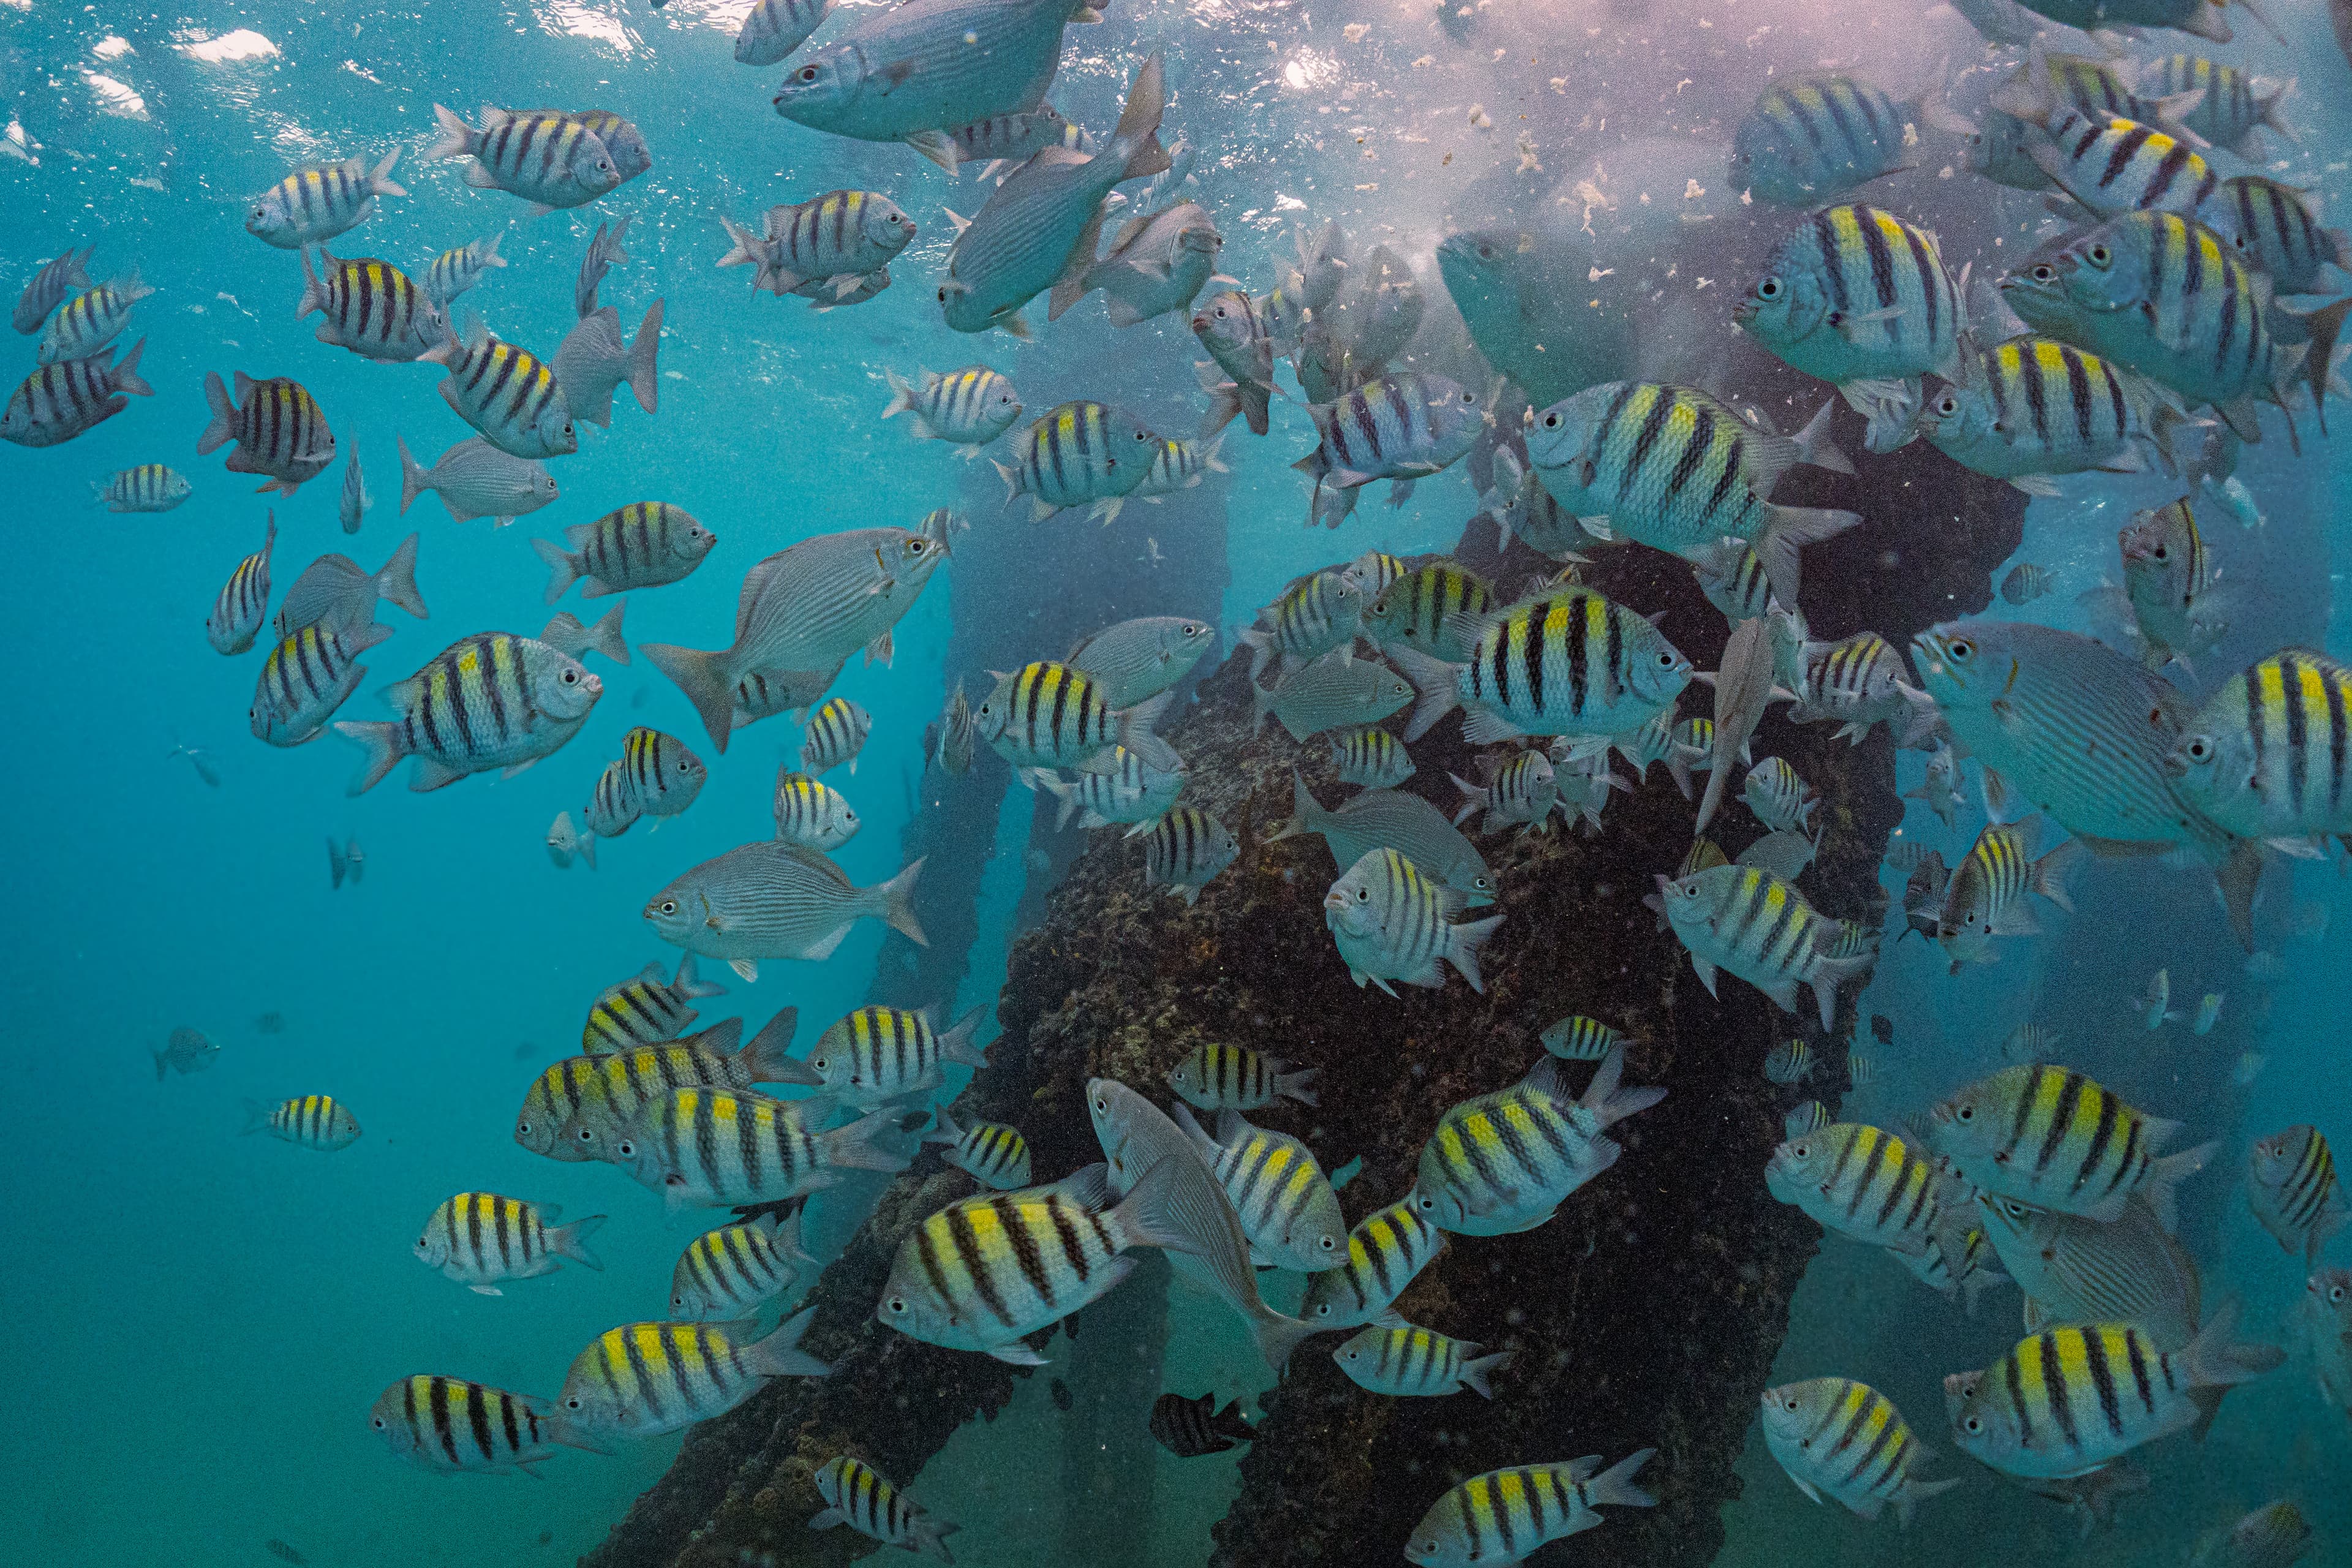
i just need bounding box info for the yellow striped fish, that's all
[1175,1104,1347,1270]
[993,399,1159,522]
[1946,1313,2279,1479]
[1300,1198,1446,1328]
[205,511,277,655]
[773,769,861,849]
[612,1090,908,1209]
[581,955,726,1055]
[36,270,151,364]
[1920,336,2179,494]
[1765,1121,1947,1259]
[1328,724,1415,788]
[247,149,405,247]
[622,726,706,818]
[1409,1046,1667,1237]
[1167,1042,1319,1112]
[2143,54,2293,153]
[2170,649,2352,843]
[413,1193,603,1295]
[339,631,601,794]
[923,1109,1032,1189]
[537,500,716,601]
[422,233,505,307]
[1324,846,1503,996]
[1760,1378,1960,1525]
[0,338,149,447]
[197,371,334,495]
[1239,568,1366,676]
[418,322,576,459]
[1128,432,1227,499]
[12,245,91,334]
[296,251,443,363]
[810,1455,959,1563]
[423,105,619,212]
[668,1210,813,1321]
[91,461,190,513]
[2029,113,2217,219]
[517,1012,812,1159]
[243,1093,360,1151]
[2247,1123,2345,1265]
[807,1003,990,1108]
[368,1376,587,1474]
[799,696,871,775]
[881,363,1023,447]
[1362,562,1494,665]
[974,659,1175,774]
[555,1310,829,1442]
[1392,588,1694,750]
[719,190,914,296]
[1539,1016,1630,1062]
[1731,73,1917,206]
[1934,819,2082,971]
[2208,175,2348,295]
[249,616,392,747]
[1655,864,1874,1030]
[1926,1064,2213,1226]
[1403,1449,1657,1566]
[1336,1322,1510,1398]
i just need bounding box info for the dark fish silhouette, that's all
[1150,1391,1254,1458]
[1869,1014,1894,1047]
[254,1012,287,1035]
[1049,1377,1073,1412]
[265,1542,307,1567]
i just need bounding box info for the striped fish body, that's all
[974,662,1124,771]
[1296,373,1483,490]
[1673,717,1717,771]
[928,105,1089,173]
[414,1192,601,1292]
[37,272,151,363]
[1923,337,2172,487]
[557,1311,828,1441]
[722,191,915,296]
[423,234,506,306]
[1540,1016,1626,1061]
[1336,1324,1509,1398]
[1167,1043,1319,1113]
[197,371,334,494]
[2030,112,2215,219]
[809,1004,989,1107]
[1691,538,1776,622]
[1484,447,1602,562]
[515,1023,760,1157]
[1257,280,1310,354]
[620,727,706,818]
[247,150,405,248]
[2144,55,2288,153]
[1325,846,1502,996]
[1948,1318,2264,1479]
[559,109,650,181]
[1130,433,1224,499]
[1731,74,1916,206]
[1934,820,2065,968]
[736,0,837,65]
[343,633,599,794]
[1765,1122,1947,1257]
[1966,110,2059,193]
[2209,176,2348,296]
[643,840,922,970]
[1399,589,1694,749]
[419,322,576,458]
[244,1093,360,1150]
[1245,570,1365,674]
[2248,1124,2345,1264]
[93,462,190,513]
[614,1088,900,1208]
[1,339,149,447]
[369,1376,579,1474]
[1253,652,1415,743]
[774,770,861,848]
[669,1212,811,1320]
[1608,712,1687,794]
[1657,864,1868,1030]
[882,364,1023,445]
[206,514,277,655]
[996,401,1159,521]
[1742,757,1815,834]
[540,501,715,601]
[1785,1101,1831,1139]
[424,106,619,211]
[296,251,444,362]
[1763,1040,1812,1085]
[810,1456,958,1564]
[1039,744,1185,831]
[1343,550,1408,596]
[1760,1379,1958,1525]
[1452,751,1561,835]
[2171,649,2352,840]
[771,0,1089,143]
[1411,1056,1653,1237]
[2038,50,2174,126]
[1330,725,1415,787]
[799,697,872,775]
[927,1110,1033,1189]
[581,957,723,1054]
[1066,616,1214,709]
[1977,1191,2201,1349]
[12,246,92,334]
[1178,1104,1346,1270]
[933,682,976,775]
[251,617,391,745]
[582,761,642,842]
[1363,564,1494,665]
[1404,1450,1657,1567]
[1301,1199,1444,1327]
[1926,1065,2198,1224]
[1143,806,1238,904]
[2120,499,2222,671]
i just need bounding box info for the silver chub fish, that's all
[643,840,924,979]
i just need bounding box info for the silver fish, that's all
[554,301,663,428]
[1977,1192,2201,1349]
[274,533,427,641]
[153,1026,221,1079]
[644,841,924,981]
[1271,772,1497,906]
[338,446,369,533]
[13,246,93,335]
[1250,651,1414,742]
[1082,202,1222,329]
[1066,616,1215,708]
[772,0,1104,146]
[395,437,557,528]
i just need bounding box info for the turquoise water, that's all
[5,1,2350,1564]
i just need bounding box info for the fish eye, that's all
[562,669,579,685]
[1791,1143,1809,1159]
[813,1056,829,1071]
[2030,264,2057,283]
[2185,737,2211,760]
[617,1139,636,1156]
[658,899,678,915]
[573,1126,595,1143]
[1657,651,1676,668]
[1540,411,1562,429]
[1319,1235,1338,1251]
[797,64,820,81]
[2087,244,2111,266]
[1476,243,1494,260]
[1956,1105,1975,1122]
[1936,393,1958,416]
[2332,1285,2346,1303]
[671,1292,687,1309]
[1756,277,1781,299]
[2150,543,2169,560]
[565,1396,583,1410]
[1964,1416,1983,1434]
[887,1295,908,1314]
[1948,639,1973,660]
[1355,888,1370,902]
[1343,1349,1360,1361]
[937,287,948,302]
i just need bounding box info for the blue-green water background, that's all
[2,1,2348,1563]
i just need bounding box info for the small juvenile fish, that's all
[274,533,427,640]
[774,769,861,850]
[12,246,92,335]
[1403,1450,1657,1567]
[554,300,663,429]
[1763,1040,1812,1085]
[810,1455,958,1564]
[1038,745,1186,833]
[1935,820,2082,972]
[1784,1101,1830,1139]
[799,696,871,775]
[1540,1016,1629,1062]
[170,742,222,787]
[244,1094,361,1151]
[424,106,619,213]
[1450,750,1561,835]
[932,680,976,777]
[2233,1052,2267,1085]
[643,842,924,978]
[0,338,150,447]
[535,501,714,601]
[2143,54,2291,151]
[1142,806,1238,905]
[571,214,633,318]
[1301,1199,1444,1328]
[1329,725,1414,788]
[2195,1501,2313,1568]
[251,615,391,747]
[37,270,153,363]
[369,1376,587,1474]
[555,1311,829,1441]
[1066,616,1216,709]
[422,233,506,306]
[1167,1042,1319,1112]
[2000,562,2052,605]
[734,0,834,66]
[414,1193,604,1295]
[296,251,443,363]
[153,1026,221,1079]
[1336,1322,1510,1398]
[2117,498,2225,674]
[1741,757,1817,835]
[2003,92,2217,218]
[339,631,601,794]
[2130,968,2181,1030]
[1177,1104,1348,1271]
[418,322,575,459]
[581,954,726,1054]
[882,364,1024,448]
[719,191,914,297]
[668,1210,812,1321]
[206,513,277,655]
[197,371,333,494]
[1731,74,1918,206]
[2193,992,2224,1035]
[247,150,405,248]
[1926,1064,2211,1226]
[1150,1390,1255,1457]
[994,400,1160,523]
[1129,433,1228,500]
[925,1110,1032,1189]
[1760,1378,1959,1525]
[339,446,368,533]
[1325,847,1503,997]
[1252,652,1415,743]
[807,1004,990,1109]
[2247,1125,2345,1265]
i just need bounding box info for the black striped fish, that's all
[555,1310,829,1442]
[720,190,915,298]
[1362,562,1494,665]
[1,337,150,447]
[418,321,576,459]
[1760,1379,1961,1525]
[2248,1124,2344,1265]
[1483,445,1601,562]
[914,104,1090,178]
[2116,498,2224,673]
[1655,864,1874,1029]
[296,251,443,363]
[994,399,1160,522]
[1403,1450,1656,1566]
[413,1192,604,1295]
[1142,806,1238,905]
[1294,372,1485,510]
[12,245,92,334]
[882,364,1023,447]
[535,501,714,602]
[877,1159,1191,1360]
[368,1376,587,1474]
[1336,1322,1510,1398]
[1946,1313,2279,1479]
[1329,724,1414,787]
[250,616,391,747]
[2207,175,2350,296]
[1166,1042,1318,1112]
[1690,538,1776,624]
[1390,588,1694,750]
[1409,1048,1667,1238]
[423,105,619,213]
[1926,1063,2212,1226]
[1038,744,1186,833]
[735,0,834,65]
[1150,1390,1256,1457]
[1325,846,1503,996]
[807,1003,990,1107]
[1921,336,2179,496]
[1175,1104,1347,1270]
[516,1012,807,1159]
[774,769,861,848]
[580,955,726,1055]
[2026,112,2217,219]
[206,512,276,655]
[422,233,506,306]
[924,1109,1032,1189]
[1766,1121,1949,1259]
[1300,1198,1444,1328]
[338,631,601,794]
[613,1090,908,1208]
[810,1455,959,1563]
[1240,569,1365,677]
[197,371,334,494]
[246,149,405,248]
[1785,1101,1831,1138]
[36,270,151,363]
[2029,48,2204,135]
[1539,1016,1629,1062]
[554,108,650,182]
[1450,750,1561,835]
[615,726,704,821]
[2143,54,2293,151]
[1730,73,1918,206]
[668,1210,813,1320]
[974,660,1175,774]
[1741,757,1815,835]
[2169,648,2352,842]
[243,1093,361,1151]
[799,696,871,775]
[91,462,190,513]
[1129,432,1227,499]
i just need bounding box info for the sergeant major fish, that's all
[423,107,619,214]
[197,371,333,495]
[417,322,576,459]
[1167,1042,1319,1112]
[554,1311,829,1442]
[669,1211,813,1321]
[1390,589,1694,750]
[1142,807,1237,904]
[251,614,391,747]
[718,191,914,298]
[296,251,443,363]
[413,1192,603,1295]
[0,339,149,447]
[1294,372,1485,519]
[1174,1104,1348,1270]
[580,954,726,1054]
[881,364,1025,449]
[810,1456,958,1564]
[206,511,277,655]
[805,1003,990,1109]
[369,1377,588,1474]
[1403,1451,1657,1567]
[923,1110,1032,1189]
[1760,1378,1961,1526]
[1409,1046,1666,1237]
[1730,73,1920,206]
[422,234,506,307]
[535,501,713,601]
[773,770,861,848]
[1926,1063,2213,1227]
[1336,1323,1510,1399]
[247,150,405,248]
[734,0,834,66]
[995,398,1161,522]
[36,270,152,364]
[244,1094,360,1151]
[611,1091,908,1210]
[338,631,601,794]
[12,247,92,334]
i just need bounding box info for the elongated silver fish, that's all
[396,436,557,528]
[644,841,924,980]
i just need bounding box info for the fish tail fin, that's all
[197,369,236,453]
[2178,1297,2286,1392]
[1580,1448,1659,1510]
[1385,643,1462,744]
[240,1099,274,1135]
[2030,836,2085,914]
[334,720,407,796]
[1200,376,1243,439]
[1262,769,1319,845]
[1248,679,1278,737]
[532,535,581,603]
[2143,1140,2217,1233]
[1036,770,1082,828]
[873,857,927,946]
[577,600,630,665]
[622,298,663,415]
[395,435,431,517]
[1792,398,1855,475]
[1809,947,1875,1033]
[938,1005,991,1069]
[881,368,919,420]
[902,129,959,173]
[296,247,328,322]
[907,1517,959,1565]
[1110,53,1171,182]
[1117,690,1178,772]
[1276,1066,1320,1106]
[1235,626,1274,680]
[549,1213,606,1270]
[1447,772,1485,826]
[823,1108,918,1177]
[742,1005,821,1085]
[2286,296,2352,435]
[1893,1475,1964,1529]
[106,335,149,398]
[1251,1309,1319,1376]
[673,952,726,1001]
[375,532,428,620]
[642,642,736,753]
[423,104,475,163]
[992,458,1023,508]
[1460,1350,1511,1399]
[1755,506,1861,609]
[743,1305,834,1379]
[1446,915,1505,993]
[369,145,407,198]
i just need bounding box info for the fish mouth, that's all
[1729,300,1758,325]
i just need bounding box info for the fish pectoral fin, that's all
[1789,1476,1825,1506]
[500,760,540,780]
[469,1285,503,1296]
[728,959,759,982]
[985,1342,1051,1367]
[1988,697,2022,735]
